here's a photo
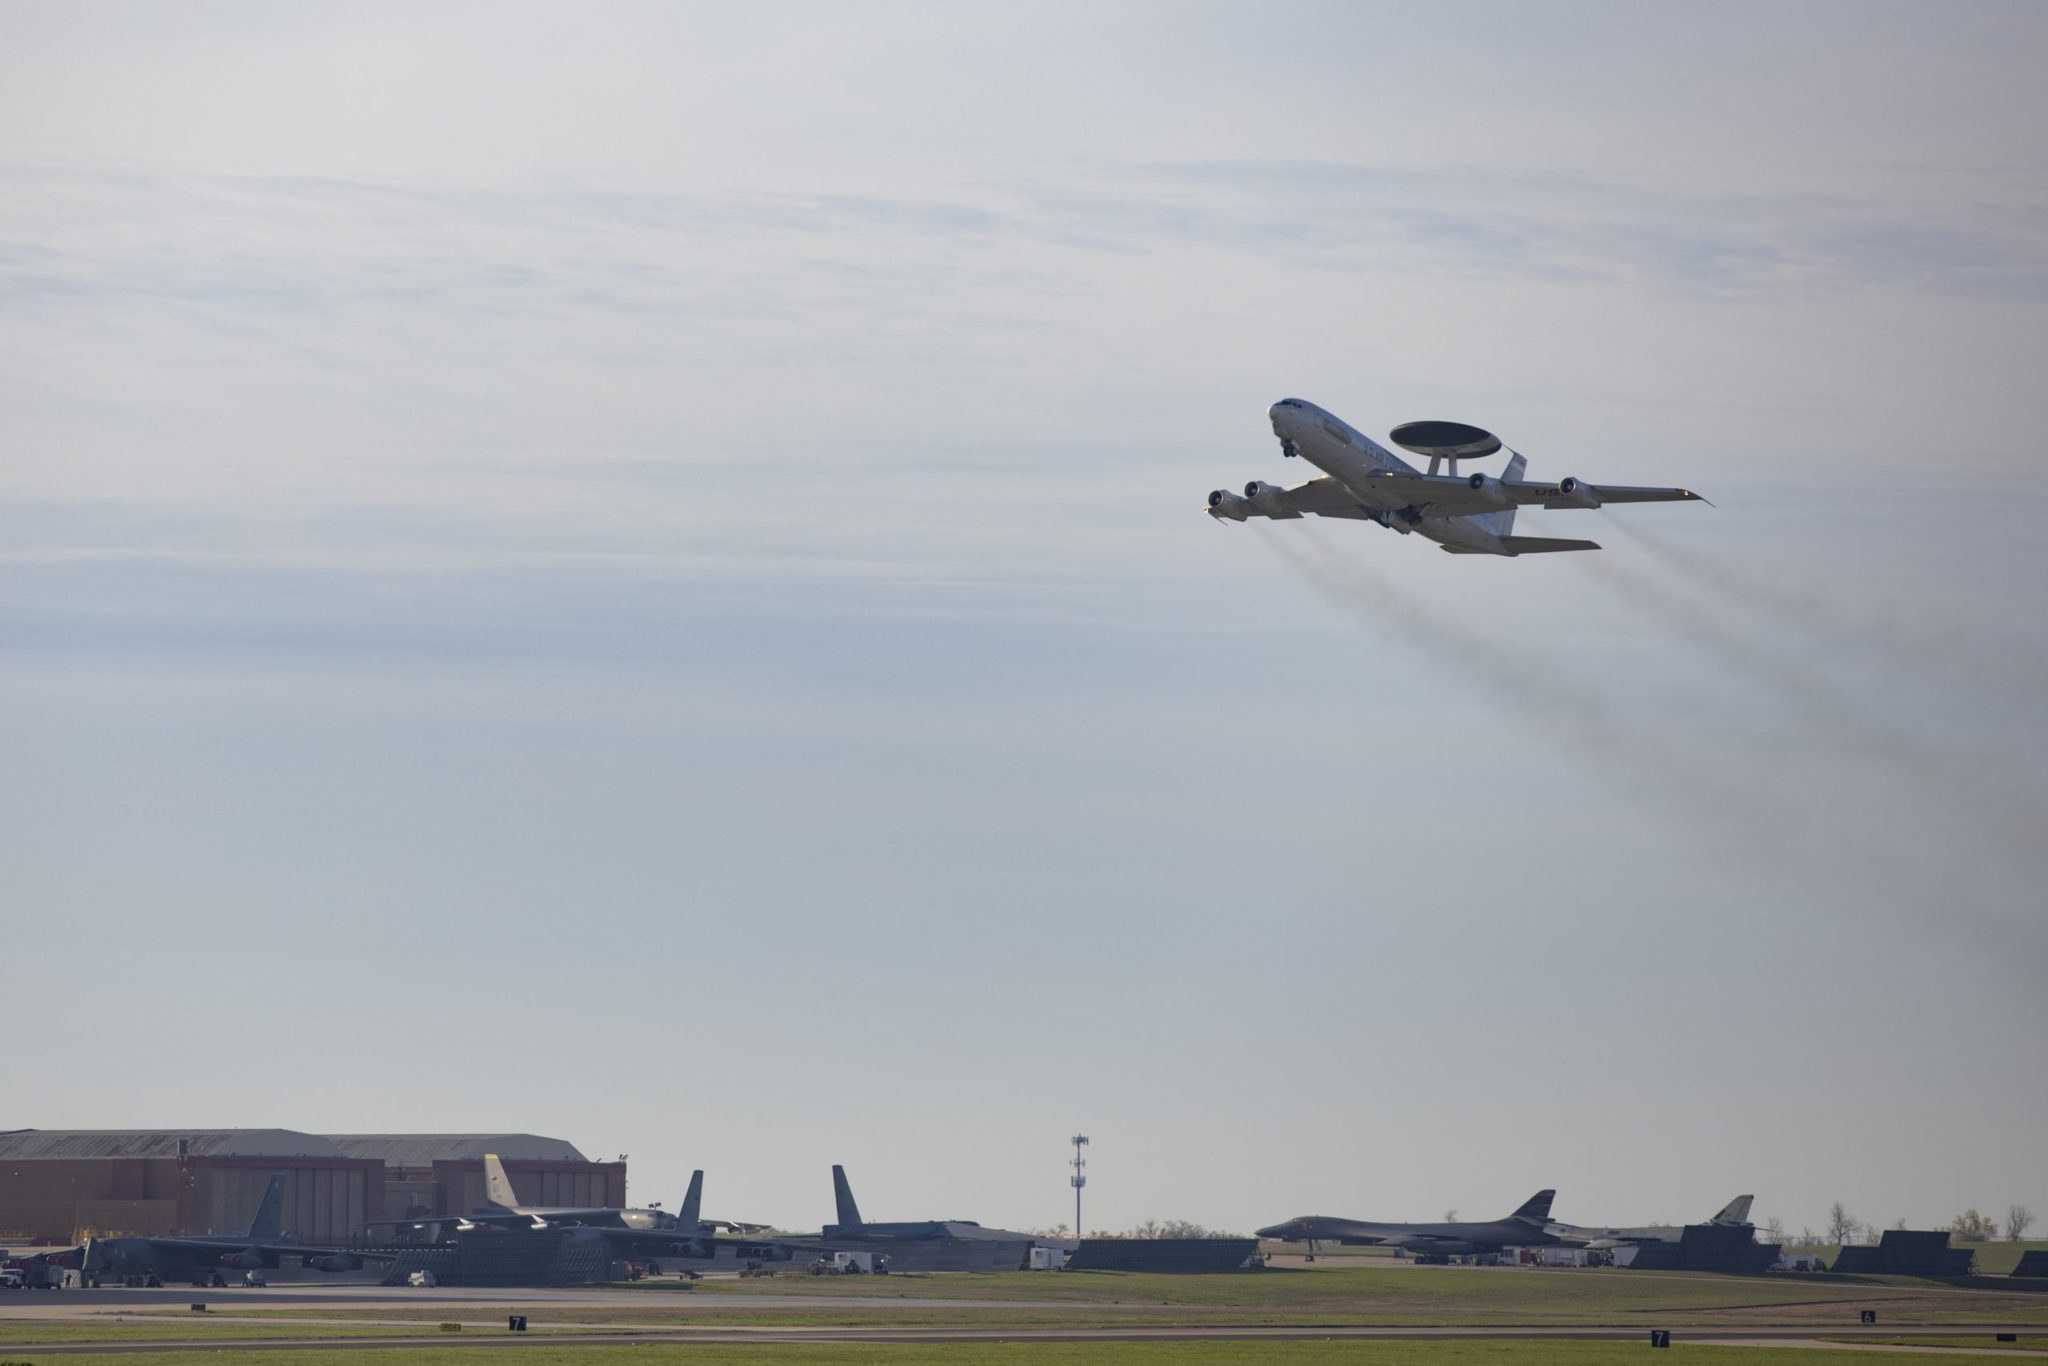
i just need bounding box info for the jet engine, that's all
[1244,480,1289,514]
[305,1253,361,1273]
[1552,476,1600,509]
[1465,472,1508,505]
[1207,489,1250,520]
[219,1248,269,1269]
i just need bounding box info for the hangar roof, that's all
[0,1129,346,1159]
[323,1134,590,1164]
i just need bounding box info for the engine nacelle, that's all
[306,1253,361,1273]
[1466,472,1507,505]
[219,1248,269,1269]
[1244,480,1288,514]
[1552,475,1600,509]
[1207,488,1250,521]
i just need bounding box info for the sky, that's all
[2,1,2045,1242]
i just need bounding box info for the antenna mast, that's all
[1069,1134,1089,1238]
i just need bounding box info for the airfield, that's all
[4,1256,2047,1364]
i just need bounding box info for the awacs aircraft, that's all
[79,1171,381,1287]
[1207,400,1706,555]
[1547,1194,1755,1251]
[1257,1191,1565,1259]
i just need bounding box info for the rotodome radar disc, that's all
[1389,420,1502,460]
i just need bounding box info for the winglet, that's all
[831,1165,863,1229]
[1510,1190,1556,1222]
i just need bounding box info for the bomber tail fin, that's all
[677,1171,704,1231]
[1509,1189,1557,1223]
[247,1171,288,1240]
[1712,1195,1754,1226]
[483,1153,521,1210]
[831,1165,864,1229]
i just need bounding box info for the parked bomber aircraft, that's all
[377,1153,678,1234]
[476,1152,677,1230]
[516,1171,740,1263]
[1546,1194,1755,1251]
[1207,400,1706,555]
[79,1171,381,1286]
[1257,1190,1566,1259]
[777,1165,1039,1248]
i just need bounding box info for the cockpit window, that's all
[1278,399,1303,408]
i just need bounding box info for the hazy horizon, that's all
[3,1,2044,1240]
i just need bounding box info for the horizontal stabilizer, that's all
[1499,536,1599,555]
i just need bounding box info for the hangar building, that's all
[0,1130,621,1244]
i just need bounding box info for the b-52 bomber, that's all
[80,1171,382,1286]
[378,1153,684,1235]
[1257,1190,1566,1261]
[1207,400,1706,556]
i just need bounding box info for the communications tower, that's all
[1069,1134,1089,1237]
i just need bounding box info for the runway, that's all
[5,1321,2047,1355]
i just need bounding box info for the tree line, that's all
[1762,1202,2035,1246]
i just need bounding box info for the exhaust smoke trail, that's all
[1597,516,2048,700]
[1258,524,2047,983]
[1576,542,2048,860]
[1259,524,1789,851]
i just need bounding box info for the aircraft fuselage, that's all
[1266,399,1513,555]
[1256,1214,1563,1255]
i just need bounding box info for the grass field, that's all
[71,1264,2047,1332]
[0,1321,450,1344]
[0,1342,2025,1366]
[1822,1337,2048,1352]
[644,1265,2048,1326]
[632,1264,2048,1315]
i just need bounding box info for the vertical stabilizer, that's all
[1508,1189,1556,1222]
[1485,451,1527,539]
[831,1165,864,1229]
[483,1153,521,1211]
[677,1171,704,1231]
[247,1171,288,1239]
[1712,1195,1754,1226]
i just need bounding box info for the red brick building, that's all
[0,1130,621,1244]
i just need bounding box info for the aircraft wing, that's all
[136,1237,253,1255]
[578,1227,716,1256]
[1536,482,1706,506]
[1215,477,1381,520]
[369,1206,624,1231]
[1355,471,1706,517]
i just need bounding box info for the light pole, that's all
[1069,1135,1089,1238]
